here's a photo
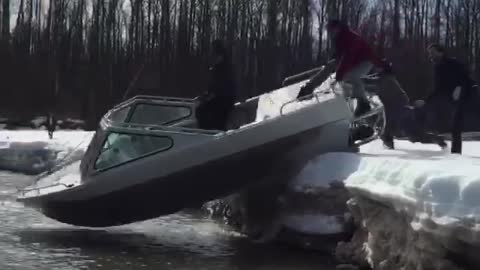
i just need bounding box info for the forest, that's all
[0,0,479,127]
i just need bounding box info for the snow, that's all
[290,153,361,191]
[290,139,480,246]
[30,116,47,129]
[0,130,94,175]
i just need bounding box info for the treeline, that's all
[0,0,478,126]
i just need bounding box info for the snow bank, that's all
[356,140,480,241]
[290,153,361,191]
[205,151,355,250]
[289,140,480,240]
[0,116,85,131]
[342,140,480,269]
[275,153,360,237]
[345,153,480,243]
[335,196,465,270]
[286,140,479,268]
[268,139,480,268]
[0,130,94,175]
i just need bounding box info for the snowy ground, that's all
[357,140,480,242]
[290,140,480,269]
[0,130,93,175]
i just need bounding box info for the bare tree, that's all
[0,0,478,126]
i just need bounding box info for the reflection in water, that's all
[1,172,336,270]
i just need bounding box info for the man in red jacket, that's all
[327,20,382,116]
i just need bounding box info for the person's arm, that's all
[297,59,337,98]
[456,60,473,101]
[308,59,337,87]
[415,66,442,106]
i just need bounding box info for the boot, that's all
[381,134,395,149]
[437,139,448,150]
[354,99,372,117]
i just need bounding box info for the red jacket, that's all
[333,27,381,81]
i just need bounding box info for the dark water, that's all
[0,172,336,270]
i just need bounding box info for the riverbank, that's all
[211,140,480,269]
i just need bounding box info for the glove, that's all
[452,86,462,101]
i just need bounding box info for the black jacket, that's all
[429,56,474,102]
[207,58,236,102]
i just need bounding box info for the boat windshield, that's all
[128,103,192,126]
[105,96,196,127]
[95,132,173,171]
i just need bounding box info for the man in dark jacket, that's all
[196,40,237,131]
[415,44,475,154]
[326,20,383,117]
[376,61,447,150]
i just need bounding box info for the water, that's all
[0,172,336,270]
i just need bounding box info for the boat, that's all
[16,69,385,227]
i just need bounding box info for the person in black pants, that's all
[196,40,237,131]
[372,61,447,150]
[415,44,475,154]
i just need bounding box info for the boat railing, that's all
[280,72,386,147]
[282,66,325,87]
[353,103,384,122]
[104,95,201,126]
[17,182,75,198]
[110,95,198,115]
[114,95,197,110]
[278,83,384,119]
[101,117,223,136]
[351,94,386,147]
[279,88,335,116]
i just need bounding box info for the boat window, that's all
[110,106,130,123]
[95,132,173,171]
[128,103,192,126]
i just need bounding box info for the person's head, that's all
[326,19,346,37]
[427,43,446,63]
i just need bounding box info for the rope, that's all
[122,62,146,101]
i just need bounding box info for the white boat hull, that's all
[17,76,384,227]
